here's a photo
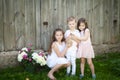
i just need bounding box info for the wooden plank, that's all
[119,0,120,41]
[59,0,67,30]
[76,0,81,19]
[81,0,87,18]
[99,0,104,44]
[86,0,94,43]
[54,0,66,29]
[66,0,71,18]
[66,0,76,17]
[103,0,112,44]
[41,0,49,50]
[48,0,54,34]
[52,0,58,28]
[102,0,108,43]
[109,0,114,43]
[36,0,41,48]
[48,0,54,37]
[14,0,25,49]
[62,0,67,30]
[112,0,119,42]
[0,0,4,51]
[65,0,77,31]
[76,0,87,20]
[25,0,36,48]
[91,0,104,44]
[87,0,93,29]
[57,0,62,27]
[96,0,103,44]
[45,0,56,50]
[91,0,98,44]
[3,0,15,51]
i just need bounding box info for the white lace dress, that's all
[47,42,69,68]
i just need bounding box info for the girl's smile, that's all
[55,31,63,42]
[68,20,76,30]
[79,22,85,31]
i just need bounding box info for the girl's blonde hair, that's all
[67,16,76,23]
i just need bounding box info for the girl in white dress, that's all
[47,28,70,80]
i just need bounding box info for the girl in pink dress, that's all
[71,18,96,79]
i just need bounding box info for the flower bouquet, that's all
[17,47,47,73]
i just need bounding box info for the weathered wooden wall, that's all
[0,0,120,51]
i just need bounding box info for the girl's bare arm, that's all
[79,30,90,41]
[52,42,68,57]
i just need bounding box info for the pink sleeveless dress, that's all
[76,29,95,58]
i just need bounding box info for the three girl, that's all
[47,18,96,79]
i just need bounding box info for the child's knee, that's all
[87,61,93,65]
[64,62,71,67]
[67,61,71,66]
[81,58,85,63]
[87,59,93,65]
[71,60,76,66]
[81,60,85,64]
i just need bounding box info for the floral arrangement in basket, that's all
[17,47,47,71]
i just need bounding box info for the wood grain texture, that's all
[0,0,4,51]
[0,0,120,51]
[3,0,15,51]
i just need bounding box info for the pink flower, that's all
[29,58,32,62]
[19,50,22,54]
[23,55,28,59]
[38,52,44,56]
[26,58,29,60]
[28,43,32,47]
[27,48,31,52]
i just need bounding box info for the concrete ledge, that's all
[0,43,120,69]
[0,51,19,69]
[93,43,120,54]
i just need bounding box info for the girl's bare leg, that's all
[87,58,95,75]
[48,62,70,80]
[80,58,85,76]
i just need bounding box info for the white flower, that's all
[21,51,28,56]
[17,51,27,62]
[37,56,46,66]
[32,52,38,56]
[32,52,39,60]
[32,52,46,66]
[21,47,28,52]
[40,59,46,66]
[17,55,23,62]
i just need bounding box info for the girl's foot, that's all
[66,73,70,76]
[92,74,96,80]
[48,73,56,80]
[80,74,84,79]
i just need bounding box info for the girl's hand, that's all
[71,34,76,39]
[71,34,81,43]
[66,39,72,48]
[67,35,71,39]
[60,54,65,57]
[60,47,68,57]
